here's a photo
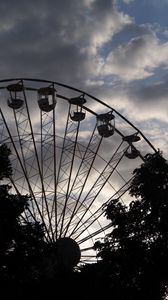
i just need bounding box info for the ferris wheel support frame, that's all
[0,77,158,265]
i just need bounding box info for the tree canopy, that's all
[0,144,80,299]
[1,143,168,299]
[0,144,47,298]
[81,151,168,300]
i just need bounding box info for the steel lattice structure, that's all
[0,78,157,266]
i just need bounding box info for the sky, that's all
[0,0,168,264]
[0,0,168,262]
[0,0,168,156]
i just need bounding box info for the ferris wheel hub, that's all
[55,237,81,269]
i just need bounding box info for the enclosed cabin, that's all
[123,133,140,159]
[69,94,86,122]
[7,83,24,109]
[37,86,56,112]
[97,111,115,138]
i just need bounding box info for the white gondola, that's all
[123,133,140,159]
[70,111,85,122]
[97,111,115,137]
[8,98,24,109]
[123,133,141,143]
[124,145,140,159]
[7,83,24,109]
[69,94,86,122]
[38,86,56,112]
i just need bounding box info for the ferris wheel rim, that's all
[0,77,157,153]
[0,77,157,266]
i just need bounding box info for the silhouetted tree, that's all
[0,144,82,299]
[0,144,47,297]
[81,151,168,300]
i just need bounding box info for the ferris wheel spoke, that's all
[9,175,36,221]
[71,179,132,242]
[2,81,54,241]
[39,96,58,239]
[69,141,127,237]
[9,176,37,224]
[73,152,129,237]
[63,125,103,236]
[61,198,103,238]
[12,108,43,199]
[58,113,82,237]
[0,108,52,242]
[21,83,55,241]
[77,222,112,245]
[54,199,95,242]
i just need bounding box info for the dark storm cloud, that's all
[0,0,90,81]
[0,0,132,86]
[130,80,168,103]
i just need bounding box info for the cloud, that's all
[122,0,134,3]
[80,0,133,53]
[101,31,168,81]
[0,0,133,86]
[0,0,167,158]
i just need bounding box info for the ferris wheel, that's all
[0,78,157,269]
